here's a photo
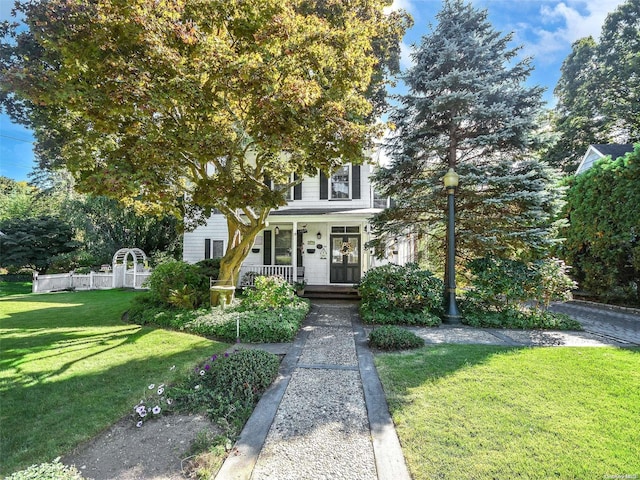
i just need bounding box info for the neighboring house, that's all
[183,162,416,286]
[576,144,634,175]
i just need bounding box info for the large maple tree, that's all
[1,0,409,287]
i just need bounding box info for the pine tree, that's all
[371,0,563,266]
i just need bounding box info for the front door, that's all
[330,235,361,283]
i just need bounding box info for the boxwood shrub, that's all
[369,325,425,351]
[359,263,443,326]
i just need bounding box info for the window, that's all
[373,190,389,209]
[320,165,360,200]
[267,174,301,201]
[331,226,360,233]
[331,166,350,199]
[274,230,292,265]
[204,239,224,259]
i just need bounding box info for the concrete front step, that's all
[299,285,360,300]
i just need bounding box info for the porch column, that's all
[292,220,297,283]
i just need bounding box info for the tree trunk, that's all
[211,214,267,307]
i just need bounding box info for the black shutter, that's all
[352,165,361,199]
[264,175,271,187]
[263,231,272,265]
[294,173,302,200]
[204,239,211,259]
[320,171,328,199]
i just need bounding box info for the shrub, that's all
[127,294,310,343]
[463,255,580,329]
[359,263,443,326]
[145,260,210,308]
[559,144,640,305]
[168,349,280,437]
[240,276,295,310]
[195,258,221,283]
[369,325,425,351]
[461,303,582,330]
[466,256,576,312]
[185,300,309,343]
[5,459,85,480]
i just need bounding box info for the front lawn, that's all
[0,281,32,297]
[375,345,640,479]
[0,289,229,476]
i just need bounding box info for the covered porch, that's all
[241,209,380,287]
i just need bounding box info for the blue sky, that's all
[0,0,626,182]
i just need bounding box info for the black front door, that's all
[330,234,361,283]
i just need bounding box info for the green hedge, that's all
[369,325,425,350]
[559,144,640,305]
[359,263,443,326]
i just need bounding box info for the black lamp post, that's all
[443,168,461,323]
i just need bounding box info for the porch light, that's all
[275,226,280,235]
[317,232,322,240]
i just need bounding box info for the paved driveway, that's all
[550,301,640,346]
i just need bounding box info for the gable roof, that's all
[576,144,635,175]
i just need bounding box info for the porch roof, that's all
[269,207,381,216]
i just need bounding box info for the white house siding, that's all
[183,214,227,264]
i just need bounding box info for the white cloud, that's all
[525,0,626,62]
[384,0,416,15]
[399,40,414,71]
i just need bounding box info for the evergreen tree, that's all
[544,38,611,173]
[598,0,640,143]
[371,0,562,266]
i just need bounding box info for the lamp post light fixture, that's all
[443,168,462,323]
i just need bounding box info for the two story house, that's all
[183,162,416,287]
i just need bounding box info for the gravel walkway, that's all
[215,301,409,480]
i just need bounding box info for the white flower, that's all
[194,385,201,390]
[148,384,155,390]
[199,370,205,376]
[157,387,164,395]
[170,365,176,371]
[166,398,173,405]
[152,406,161,415]
[136,421,143,428]
[139,410,147,418]
[136,406,146,415]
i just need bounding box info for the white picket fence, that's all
[32,269,151,293]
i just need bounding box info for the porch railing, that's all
[238,265,295,286]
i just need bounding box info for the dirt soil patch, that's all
[62,414,220,480]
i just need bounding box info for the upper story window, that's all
[320,165,361,200]
[265,174,302,201]
[274,181,292,201]
[331,166,350,199]
[373,189,389,209]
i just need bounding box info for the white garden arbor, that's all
[112,248,150,289]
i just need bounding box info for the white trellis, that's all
[112,248,150,289]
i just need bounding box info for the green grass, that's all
[0,281,32,297]
[0,289,230,476]
[375,345,640,479]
